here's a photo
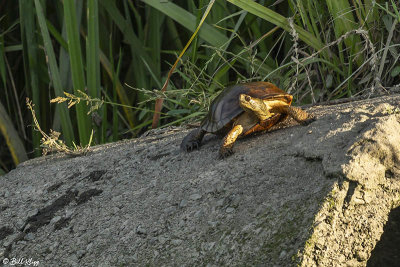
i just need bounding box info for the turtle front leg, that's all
[219,125,243,159]
[181,128,206,152]
[287,106,315,125]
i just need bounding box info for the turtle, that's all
[181,81,315,158]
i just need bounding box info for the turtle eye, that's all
[245,95,251,102]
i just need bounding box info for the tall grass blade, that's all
[189,0,203,63]
[98,50,135,128]
[142,0,228,47]
[152,0,216,128]
[100,0,157,127]
[0,100,28,165]
[326,0,363,66]
[122,1,148,89]
[111,49,122,142]
[34,0,74,145]
[146,5,164,78]
[165,17,183,50]
[19,0,41,156]
[226,0,325,52]
[87,0,101,142]
[0,36,6,90]
[64,0,90,145]
[100,0,157,81]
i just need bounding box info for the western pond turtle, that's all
[181,82,314,158]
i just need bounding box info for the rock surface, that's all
[1,95,400,266]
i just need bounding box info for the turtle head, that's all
[239,94,271,120]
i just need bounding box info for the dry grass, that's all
[26,98,93,156]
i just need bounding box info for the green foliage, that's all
[0,99,28,166]
[64,0,91,145]
[19,0,41,156]
[33,0,75,145]
[0,0,399,172]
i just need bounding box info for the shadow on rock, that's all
[367,205,400,267]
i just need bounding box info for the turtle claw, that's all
[181,140,200,152]
[219,147,234,159]
[190,142,199,151]
[181,129,205,153]
[184,141,200,152]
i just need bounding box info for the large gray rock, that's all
[1,95,400,266]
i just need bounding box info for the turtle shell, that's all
[200,82,293,133]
